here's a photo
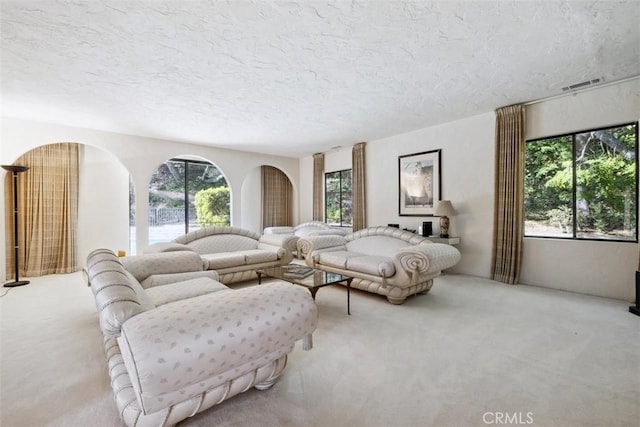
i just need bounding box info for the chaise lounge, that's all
[87,248,318,427]
[298,226,461,304]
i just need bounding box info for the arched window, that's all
[148,158,229,243]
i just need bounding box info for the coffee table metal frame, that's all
[256,266,353,315]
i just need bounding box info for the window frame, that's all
[173,158,208,235]
[324,168,352,227]
[524,121,639,243]
[148,157,227,237]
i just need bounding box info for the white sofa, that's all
[298,226,461,304]
[144,226,297,284]
[264,221,348,256]
[87,248,318,427]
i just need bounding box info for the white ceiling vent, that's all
[562,77,604,92]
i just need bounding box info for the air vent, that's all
[562,77,604,92]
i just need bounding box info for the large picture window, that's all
[148,158,229,244]
[325,169,352,227]
[524,122,638,242]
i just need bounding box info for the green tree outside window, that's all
[525,123,637,241]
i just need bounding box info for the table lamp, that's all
[434,200,455,238]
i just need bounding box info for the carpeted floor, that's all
[1,271,638,427]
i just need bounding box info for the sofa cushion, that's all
[145,277,230,306]
[346,255,396,277]
[203,252,246,269]
[143,242,193,254]
[239,249,279,264]
[346,235,412,258]
[317,250,362,268]
[140,270,220,289]
[186,234,258,254]
[263,226,294,235]
[122,251,206,283]
[124,271,156,311]
[295,225,327,237]
[92,269,148,338]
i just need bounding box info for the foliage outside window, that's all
[148,158,229,243]
[524,122,638,241]
[325,169,352,227]
[129,177,136,254]
[194,187,230,227]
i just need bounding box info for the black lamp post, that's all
[631,272,640,317]
[2,164,30,287]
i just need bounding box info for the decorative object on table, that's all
[2,164,30,288]
[428,236,461,245]
[282,265,314,279]
[398,149,441,216]
[388,223,399,228]
[421,221,433,237]
[434,200,455,238]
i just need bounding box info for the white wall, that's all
[325,148,352,173]
[366,112,496,278]
[299,112,495,278]
[77,144,130,262]
[1,117,299,279]
[520,78,640,301]
[299,155,314,222]
[241,167,262,232]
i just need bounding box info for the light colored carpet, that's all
[1,271,638,427]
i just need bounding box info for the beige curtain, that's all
[5,143,80,279]
[261,165,292,229]
[491,105,525,284]
[312,153,324,221]
[352,142,367,231]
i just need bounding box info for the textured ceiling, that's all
[1,1,639,157]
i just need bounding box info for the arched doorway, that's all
[239,165,295,233]
[4,142,130,277]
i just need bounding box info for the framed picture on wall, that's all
[398,149,441,216]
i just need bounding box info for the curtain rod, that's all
[523,75,639,106]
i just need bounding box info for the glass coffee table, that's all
[256,265,353,315]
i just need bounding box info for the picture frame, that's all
[398,149,441,216]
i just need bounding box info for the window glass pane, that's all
[325,172,341,225]
[147,159,229,243]
[341,170,353,226]
[129,177,136,254]
[192,163,230,229]
[575,125,637,240]
[148,160,187,243]
[524,136,574,237]
[187,162,208,232]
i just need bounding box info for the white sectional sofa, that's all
[144,226,297,284]
[298,226,461,304]
[87,248,318,427]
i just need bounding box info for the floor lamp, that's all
[2,164,30,287]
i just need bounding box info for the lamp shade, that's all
[1,165,29,173]
[434,200,455,217]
